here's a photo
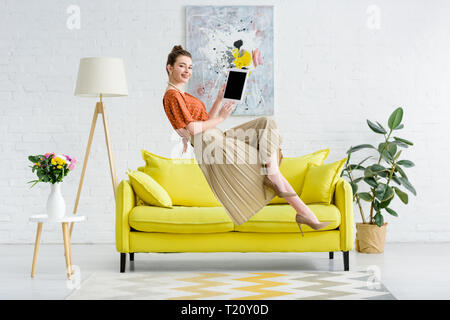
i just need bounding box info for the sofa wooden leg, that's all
[130,253,134,261]
[120,253,126,273]
[329,252,334,259]
[343,251,349,271]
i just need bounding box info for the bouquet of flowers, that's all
[28,152,77,188]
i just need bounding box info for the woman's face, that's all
[167,55,192,84]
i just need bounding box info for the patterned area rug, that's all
[65,270,395,300]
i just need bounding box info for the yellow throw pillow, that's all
[268,149,330,204]
[299,157,348,204]
[135,194,146,206]
[140,150,221,207]
[127,170,173,208]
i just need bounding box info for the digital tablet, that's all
[223,69,249,102]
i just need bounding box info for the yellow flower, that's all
[51,159,57,165]
[57,165,62,169]
[55,157,66,165]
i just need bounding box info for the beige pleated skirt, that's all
[189,116,284,226]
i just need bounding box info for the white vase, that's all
[46,182,66,220]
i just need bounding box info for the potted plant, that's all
[28,153,77,220]
[341,107,416,253]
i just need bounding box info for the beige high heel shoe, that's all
[263,175,297,198]
[295,214,331,237]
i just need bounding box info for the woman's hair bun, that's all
[166,45,192,76]
[172,45,184,52]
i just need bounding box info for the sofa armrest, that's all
[115,179,135,253]
[333,177,355,251]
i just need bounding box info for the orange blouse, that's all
[163,89,209,130]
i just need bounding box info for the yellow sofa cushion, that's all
[300,157,348,205]
[268,148,330,204]
[233,203,341,232]
[128,203,340,234]
[129,206,234,233]
[139,150,221,207]
[127,170,173,208]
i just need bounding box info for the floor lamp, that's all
[72,57,128,236]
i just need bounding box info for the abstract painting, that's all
[186,6,274,116]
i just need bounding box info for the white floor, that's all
[1,243,449,300]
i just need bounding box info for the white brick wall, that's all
[0,0,448,243]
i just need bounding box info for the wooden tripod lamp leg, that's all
[70,101,118,237]
[71,103,99,236]
[73,103,99,214]
[98,102,118,197]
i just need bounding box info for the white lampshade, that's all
[74,57,128,97]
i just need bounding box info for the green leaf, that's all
[28,180,40,188]
[397,160,415,168]
[375,184,387,200]
[391,175,402,185]
[393,124,404,130]
[379,196,393,208]
[367,120,387,134]
[385,207,398,217]
[357,192,373,201]
[380,150,393,162]
[350,182,358,196]
[398,177,417,196]
[393,136,413,146]
[377,170,389,178]
[388,107,403,130]
[387,142,397,158]
[375,184,394,203]
[28,156,39,163]
[382,185,394,201]
[373,199,380,211]
[369,164,386,172]
[394,187,409,204]
[391,140,410,148]
[378,143,395,162]
[363,167,373,177]
[357,156,374,167]
[376,121,387,133]
[347,144,376,153]
[394,165,408,179]
[348,164,365,170]
[363,177,378,188]
[374,211,384,227]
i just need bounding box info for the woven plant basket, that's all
[355,222,388,253]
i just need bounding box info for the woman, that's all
[163,45,330,237]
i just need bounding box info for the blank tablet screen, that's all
[224,71,247,100]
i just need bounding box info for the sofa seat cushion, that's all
[129,205,234,233]
[234,204,341,233]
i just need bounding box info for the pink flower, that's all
[68,157,77,170]
[44,152,55,159]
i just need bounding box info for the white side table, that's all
[29,214,85,280]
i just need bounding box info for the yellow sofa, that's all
[115,149,355,272]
